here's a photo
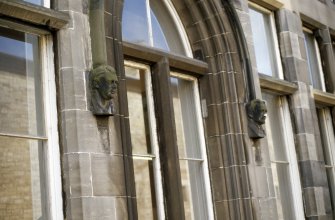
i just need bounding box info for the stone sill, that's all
[259,73,298,95]
[313,89,335,107]
[0,0,69,30]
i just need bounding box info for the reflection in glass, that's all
[249,7,277,77]
[126,64,159,219]
[122,0,150,46]
[0,27,44,137]
[151,10,169,51]
[171,75,210,220]
[126,66,152,155]
[263,93,295,220]
[122,0,187,55]
[133,159,157,220]
[264,94,288,162]
[0,136,45,219]
[171,77,201,159]
[304,31,323,90]
[23,0,44,6]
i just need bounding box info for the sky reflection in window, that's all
[122,0,170,52]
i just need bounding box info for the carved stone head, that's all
[90,65,118,115]
[246,99,267,139]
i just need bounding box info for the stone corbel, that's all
[89,0,118,116]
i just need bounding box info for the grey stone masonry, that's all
[277,9,333,219]
[234,0,280,219]
[54,0,128,219]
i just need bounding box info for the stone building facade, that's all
[0,0,335,219]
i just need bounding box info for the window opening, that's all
[262,93,305,220]
[122,0,189,56]
[317,108,335,211]
[249,3,283,78]
[125,59,214,220]
[0,25,62,219]
[23,0,49,7]
[303,28,326,91]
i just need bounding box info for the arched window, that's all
[122,0,214,219]
[122,0,191,56]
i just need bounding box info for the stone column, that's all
[277,8,333,219]
[54,0,128,219]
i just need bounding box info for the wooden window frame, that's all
[123,41,214,220]
[0,22,63,219]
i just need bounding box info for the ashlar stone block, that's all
[91,154,126,196]
[62,153,92,198]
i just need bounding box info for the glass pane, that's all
[126,66,152,154]
[23,0,44,5]
[122,0,150,46]
[180,160,208,220]
[0,136,46,219]
[149,0,186,55]
[171,75,211,220]
[0,27,45,136]
[263,93,288,161]
[133,159,157,220]
[150,9,169,51]
[171,76,202,159]
[249,7,277,77]
[304,31,323,90]
[271,163,295,220]
[122,0,188,55]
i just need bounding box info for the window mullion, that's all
[152,57,186,220]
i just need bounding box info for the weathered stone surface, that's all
[57,12,92,70]
[60,110,102,153]
[207,136,223,168]
[56,0,89,14]
[279,31,302,58]
[277,9,303,35]
[62,153,92,198]
[303,187,333,217]
[248,166,269,198]
[58,68,88,111]
[299,160,328,188]
[91,154,126,196]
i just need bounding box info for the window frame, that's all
[262,93,305,220]
[318,108,335,211]
[0,22,63,219]
[25,0,50,7]
[248,2,284,79]
[303,27,326,91]
[170,71,214,220]
[123,41,214,220]
[124,61,166,220]
[122,0,192,57]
